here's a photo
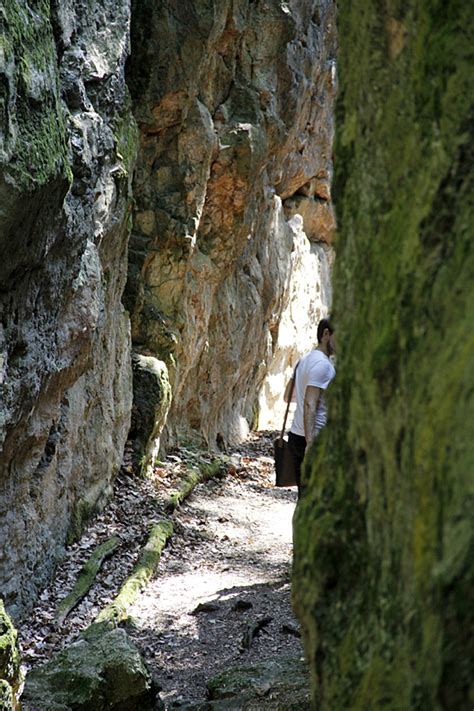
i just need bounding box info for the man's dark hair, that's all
[317,318,333,343]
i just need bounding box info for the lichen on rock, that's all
[293,1,474,708]
[0,600,22,711]
[0,0,137,616]
[21,627,158,710]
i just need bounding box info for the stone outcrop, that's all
[293,2,474,709]
[129,353,171,474]
[0,600,22,710]
[1,0,336,619]
[21,627,158,710]
[125,0,337,448]
[0,1,135,617]
[192,657,310,709]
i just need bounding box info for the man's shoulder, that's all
[307,351,335,382]
[306,349,327,366]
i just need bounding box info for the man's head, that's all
[317,318,335,355]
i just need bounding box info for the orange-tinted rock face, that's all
[125,0,337,448]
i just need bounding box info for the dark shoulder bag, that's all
[273,364,298,487]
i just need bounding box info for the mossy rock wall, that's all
[0,0,136,617]
[293,1,473,709]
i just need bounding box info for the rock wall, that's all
[293,2,474,709]
[0,0,337,617]
[0,0,136,617]
[257,214,333,429]
[125,0,337,448]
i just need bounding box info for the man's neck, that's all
[316,344,329,357]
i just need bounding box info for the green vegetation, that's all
[22,628,156,710]
[2,0,70,188]
[93,520,173,627]
[0,600,22,711]
[293,1,473,708]
[164,459,228,513]
[55,537,121,625]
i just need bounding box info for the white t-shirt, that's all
[290,349,335,438]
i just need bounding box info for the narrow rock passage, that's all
[18,432,303,708]
[127,433,301,706]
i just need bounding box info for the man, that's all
[285,318,336,495]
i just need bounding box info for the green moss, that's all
[94,520,173,627]
[55,537,121,625]
[22,628,155,710]
[67,497,97,545]
[114,95,139,175]
[0,600,22,710]
[164,459,227,513]
[293,1,474,708]
[2,0,70,188]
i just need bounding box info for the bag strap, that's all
[279,362,298,442]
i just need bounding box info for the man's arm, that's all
[303,385,321,449]
[283,376,295,404]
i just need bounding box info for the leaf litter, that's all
[17,430,303,708]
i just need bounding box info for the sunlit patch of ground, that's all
[18,431,302,708]
[127,439,300,706]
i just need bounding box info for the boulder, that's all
[130,353,172,474]
[183,657,309,710]
[22,628,158,711]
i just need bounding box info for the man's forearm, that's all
[303,403,318,445]
[303,386,321,448]
[283,377,294,404]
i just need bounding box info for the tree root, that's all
[55,536,121,625]
[164,458,228,513]
[92,520,173,629]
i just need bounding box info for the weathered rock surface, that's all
[21,627,158,710]
[0,1,136,616]
[0,600,22,710]
[129,353,172,474]
[1,0,336,620]
[293,2,474,709]
[257,215,333,429]
[125,0,337,448]
[185,657,309,710]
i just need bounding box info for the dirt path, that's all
[18,432,302,708]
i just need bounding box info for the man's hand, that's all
[303,385,321,447]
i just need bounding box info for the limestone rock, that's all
[0,1,136,616]
[293,1,474,708]
[21,628,157,710]
[0,601,22,711]
[130,353,172,474]
[125,0,337,448]
[257,215,333,429]
[283,195,336,244]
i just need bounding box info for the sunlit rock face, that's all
[293,1,474,708]
[125,0,337,447]
[0,1,135,616]
[257,215,333,429]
